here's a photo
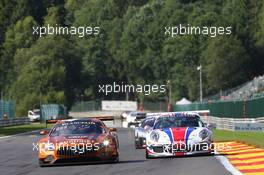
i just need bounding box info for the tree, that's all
[203,36,250,93]
[253,1,264,74]
[11,36,82,116]
[0,0,16,45]
[0,16,37,92]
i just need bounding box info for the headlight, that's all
[127,116,135,122]
[103,140,110,146]
[199,129,209,140]
[44,142,55,151]
[150,131,159,142]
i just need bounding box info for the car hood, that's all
[148,127,212,144]
[153,127,203,143]
[49,133,108,143]
[159,127,198,142]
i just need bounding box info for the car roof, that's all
[146,112,171,117]
[130,111,146,114]
[158,112,200,118]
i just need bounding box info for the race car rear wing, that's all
[45,118,66,128]
[93,116,114,121]
[44,116,115,128]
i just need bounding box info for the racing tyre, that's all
[135,140,140,149]
[112,156,119,163]
[39,160,46,167]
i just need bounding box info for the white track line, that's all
[215,150,244,175]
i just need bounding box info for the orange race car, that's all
[38,118,119,166]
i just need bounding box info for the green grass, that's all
[214,129,264,148]
[0,123,53,137]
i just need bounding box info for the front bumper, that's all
[127,118,144,126]
[39,146,118,165]
[29,116,40,121]
[128,121,141,127]
[146,142,214,157]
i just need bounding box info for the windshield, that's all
[50,121,105,136]
[153,116,203,129]
[130,113,137,117]
[33,111,40,115]
[130,112,146,117]
[141,118,155,128]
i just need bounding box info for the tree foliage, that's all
[0,0,263,116]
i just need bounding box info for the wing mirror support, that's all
[40,129,50,135]
[206,123,215,130]
[109,128,117,132]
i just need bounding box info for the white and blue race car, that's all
[145,112,214,158]
[135,112,176,149]
[134,115,156,149]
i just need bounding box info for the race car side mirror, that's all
[206,123,215,130]
[109,128,117,132]
[40,130,50,135]
[144,125,151,131]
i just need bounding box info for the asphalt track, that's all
[0,128,232,175]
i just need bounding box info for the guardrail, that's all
[0,118,30,127]
[200,115,264,131]
[174,97,264,118]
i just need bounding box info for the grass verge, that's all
[0,123,52,137]
[214,129,264,148]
